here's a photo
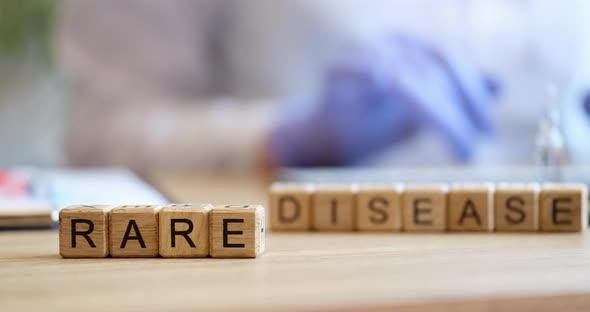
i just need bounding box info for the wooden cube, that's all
[59,205,111,258]
[402,184,448,232]
[209,204,265,258]
[448,184,493,232]
[539,184,588,232]
[312,185,356,231]
[494,183,539,232]
[109,205,160,257]
[356,184,402,231]
[269,183,313,231]
[159,203,212,258]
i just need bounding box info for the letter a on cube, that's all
[447,183,493,232]
[109,205,160,257]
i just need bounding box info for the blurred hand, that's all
[584,92,590,117]
[270,34,499,166]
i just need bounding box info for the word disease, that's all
[269,183,588,232]
[59,204,265,258]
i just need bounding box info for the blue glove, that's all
[584,92,590,117]
[270,34,499,166]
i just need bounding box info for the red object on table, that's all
[0,169,29,198]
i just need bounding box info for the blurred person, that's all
[58,0,590,174]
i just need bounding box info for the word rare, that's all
[59,204,265,258]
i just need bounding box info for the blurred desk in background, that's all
[2,172,590,311]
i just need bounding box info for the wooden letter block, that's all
[448,184,493,232]
[402,184,447,232]
[494,183,539,232]
[109,205,160,257]
[539,184,588,232]
[356,184,402,231]
[312,185,356,231]
[209,205,265,258]
[269,183,313,231]
[159,203,212,258]
[59,205,110,258]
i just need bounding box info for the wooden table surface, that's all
[2,173,590,311]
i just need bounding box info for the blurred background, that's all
[2,0,590,176]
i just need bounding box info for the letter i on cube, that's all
[312,184,357,231]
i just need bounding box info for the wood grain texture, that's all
[356,184,402,231]
[209,204,265,258]
[270,183,313,231]
[494,183,539,232]
[312,185,356,231]
[539,184,588,232]
[323,293,590,312]
[109,205,160,257]
[159,203,211,258]
[4,230,590,312]
[447,184,493,232]
[59,205,110,258]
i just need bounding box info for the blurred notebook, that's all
[0,168,167,229]
[0,199,53,228]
